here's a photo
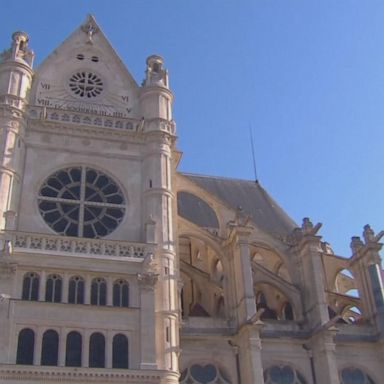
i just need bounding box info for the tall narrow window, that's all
[66,331,82,367]
[22,272,39,301]
[113,279,129,307]
[282,302,294,321]
[45,274,62,303]
[16,328,35,365]
[112,334,129,369]
[89,332,105,368]
[41,330,59,366]
[91,277,107,306]
[68,276,84,304]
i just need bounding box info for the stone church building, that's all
[0,15,382,384]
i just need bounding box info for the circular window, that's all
[38,167,125,238]
[69,71,103,98]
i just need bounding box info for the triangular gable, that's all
[29,15,141,118]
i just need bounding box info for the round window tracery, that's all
[69,71,103,98]
[38,167,125,238]
[180,363,231,383]
[340,368,375,384]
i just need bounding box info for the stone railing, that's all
[28,105,141,132]
[0,364,167,383]
[7,231,154,260]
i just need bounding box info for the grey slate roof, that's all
[180,173,297,236]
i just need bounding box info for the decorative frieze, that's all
[9,231,154,260]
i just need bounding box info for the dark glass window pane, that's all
[99,282,106,306]
[113,283,120,306]
[190,364,217,382]
[91,282,98,305]
[89,333,105,368]
[54,278,62,303]
[45,278,53,302]
[112,334,128,368]
[66,331,82,367]
[283,303,294,320]
[68,280,76,303]
[41,330,59,366]
[16,328,34,365]
[22,273,39,301]
[122,284,129,307]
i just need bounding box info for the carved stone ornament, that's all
[137,272,158,291]
[81,16,99,44]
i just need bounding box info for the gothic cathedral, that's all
[0,15,382,384]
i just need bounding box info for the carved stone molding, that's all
[137,272,159,291]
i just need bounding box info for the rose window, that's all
[38,167,125,238]
[69,71,103,98]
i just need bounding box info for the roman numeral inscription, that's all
[37,99,50,106]
[121,96,129,102]
[40,82,51,90]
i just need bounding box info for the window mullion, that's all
[78,167,87,237]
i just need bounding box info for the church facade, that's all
[0,16,383,384]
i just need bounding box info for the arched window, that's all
[256,291,267,308]
[282,302,294,320]
[68,276,84,304]
[16,328,35,365]
[113,279,129,307]
[340,368,375,384]
[180,363,231,383]
[264,366,307,384]
[91,277,106,306]
[45,274,62,303]
[22,272,39,301]
[112,334,129,369]
[89,332,105,368]
[65,331,82,367]
[41,330,59,366]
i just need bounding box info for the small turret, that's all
[0,31,34,230]
[144,55,169,88]
[140,54,174,128]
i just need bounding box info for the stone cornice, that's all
[0,364,169,383]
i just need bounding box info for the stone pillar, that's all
[237,322,264,384]
[311,329,340,384]
[84,274,91,305]
[82,331,90,367]
[62,273,69,304]
[138,271,158,370]
[291,218,329,328]
[34,327,43,365]
[58,328,67,366]
[350,225,384,334]
[106,330,113,368]
[39,270,46,302]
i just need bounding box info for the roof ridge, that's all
[180,171,259,184]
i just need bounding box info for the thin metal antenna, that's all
[249,124,259,183]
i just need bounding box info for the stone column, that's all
[311,329,340,384]
[138,271,158,370]
[58,328,67,366]
[237,322,264,384]
[39,270,46,302]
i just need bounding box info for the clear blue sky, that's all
[1,0,383,256]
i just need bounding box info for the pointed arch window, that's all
[22,272,39,301]
[91,277,107,306]
[340,368,375,384]
[68,276,84,304]
[89,332,105,368]
[16,328,35,365]
[113,279,129,307]
[112,334,129,369]
[45,274,62,303]
[282,302,294,321]
[264,366,307,384]
[65,331,82,367]
[41,330,59,366]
